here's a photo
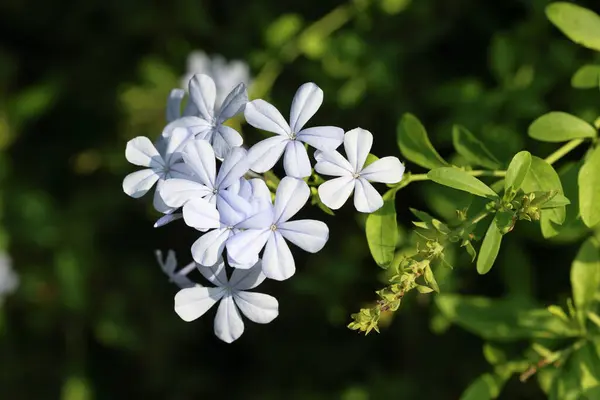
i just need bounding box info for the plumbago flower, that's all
[174,260,278,343]
[155,250,195,289]
[245,82,344,178]
[315,128,405,213]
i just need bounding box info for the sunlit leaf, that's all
[546,2,600,52]
[477,217,503,274]
[504,151,531,192]
[397,113,448,170]
[571,65,600,89]
[579,146,600,227]
[428,167,498,199]
[528,112,596,142]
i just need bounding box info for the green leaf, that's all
[397,113,448,169]
[579,146,600,227]
[452,125,502,170]
[540,193,571,209]
[528,112,597,142]
[571,237,600,325]
[409,208,451,234]
[265,14,303,48]
[572,342,600,391]
[521,156,566,238]
[365,189,397,268]
[428,167,498,199]
[504,151,532,192]
[459,373,507,400]
[436,295,580,341]
[546,2,600,52]
[571,65,600,89]
[477,217,503,274]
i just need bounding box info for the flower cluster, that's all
[123,73,405,342]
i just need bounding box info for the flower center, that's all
[353,172,361,179]
[212,188,218,195]
[270,224,277,231]
[289,132,297,140]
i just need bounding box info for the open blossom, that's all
[167,74,247,159]
[315,128,405,213]
[122,127,192,213]
[244,82,344,178]
[174,260,278,343]
[227,177,329,281]
[155,250,195,289]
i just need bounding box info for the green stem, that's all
[544,138,586,165]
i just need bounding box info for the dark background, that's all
[1,0,599,398]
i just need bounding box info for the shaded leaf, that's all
[365,189,397,268]
[459,373,507,400]
[428,167,498,199]
[452,125,501,169]
[397,113,448,169]
[579,146,600,227]
[477,217,503,274]
[571,237,600,325]
[528,112,596,142]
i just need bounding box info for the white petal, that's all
[212,125,244,160]
[182,198,221,231]
[229,261,266,290]
[182,139,216,188]
[247,136,289,173]
[160,178,212,208]
[171,273,196,289]
[214,295,244,343]
[216,82,248,123]
[154,213,183,228]
[122,169,159,198]
[163,127,193,165]
[289,82,323,133]
[278,219,329,253]
[166,89,185,122]
[164,116,213,138]
[188,74,216,120]
[235,206,274,229]
[273,177,310,223]
[283,140,312,178]
[296,126,344,151]
[262,231,295,281]
[227,251,259,270]
[314,150,353,177]
[168,162,194,179]
[153,181,174,213]
[344,128,373,173]
[234,292,278,324]
[174,286,225,322]
[197,260,228,286]
[216,191,252,226]
[191,228,231,266]
[216,147,249,189]
[126,137,163,168]
[226,229,271,267]
[244,99,291,136]
[360,156,405,184]
[353,178,384,213]
[317,176,355,210]
[156,249,176,274]
[248,179,272,206]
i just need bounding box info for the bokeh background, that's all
[1,0,600,398]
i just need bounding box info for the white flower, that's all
[181,51,251,110]
[174,259,278,343]
[244,82,344,178]
[155,250,195,289]
[315,128,405,213]
[122,127,192,213]
[226,177,329,281]
[0,253,18,298]
[166,89,188,123]
[169,74,247,159]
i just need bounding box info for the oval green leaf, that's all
[528,112,597,142]
[427,167,498,199]
[504,151,532,191]
[571,237,600,326]
[546,2,600,52]
[578,146,600,228]
[452,125,501,170]
[365,189,398,268]
[477,217,503,275]
[397,113,448,170]
[571,65,600,89]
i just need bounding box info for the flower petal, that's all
[262,231,295,281]
[247,135,289,173]
[360,156,405,184]
[296,126,344,151]
[273,177,310,223]
[188,74,216,120]
[317,176,355,210]
[168,162,194,179]
[314,150,353,177]
[197,259,228,286]
[289,82,323,133]
[212,125,244,160]
[278,219,329,253]
[216,190,252,226]
[166,89,185,122]
[191,228,231,266]
[155,249,176,274]
[182,139,216,188]
[344,128,373,173]
[174,286,225,322]
[226,229,271,267]
[153,181,174,213]
[244,99,291,136]
[122,169,159,198]
[283,140,312,178]
[126,137,163,168]
[182,198,221,231]
[229,261,266,290]
[163,127,193,164]
[160,178,213,208]
[234,292,278,324]
[216,82,248,123]
[164,116,213,138]
[216,147,249,189]
[214,294,244,343]
[235,206,274,229]
[353,177,383,213]
[154,212,183,228]
[171,273,196,289]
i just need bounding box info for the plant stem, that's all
[544,138,586,165]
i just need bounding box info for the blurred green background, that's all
[1,0,599,398]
